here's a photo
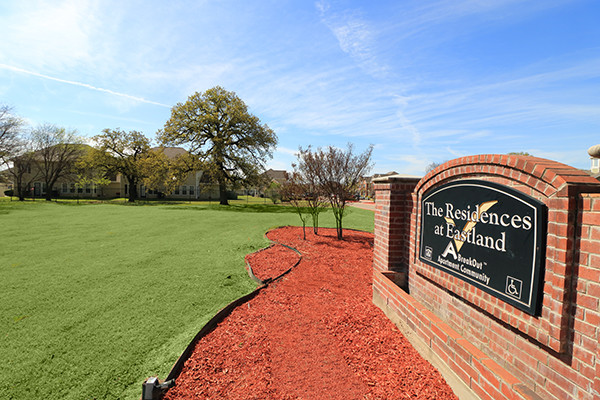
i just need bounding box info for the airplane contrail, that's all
[0,63,171,108]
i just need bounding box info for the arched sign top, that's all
[419,179,547,315]
[414,154,599,196]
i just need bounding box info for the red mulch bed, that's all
[164,227,458,400]
[245,244,300,281]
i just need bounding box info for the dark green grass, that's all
[0,198,373,399]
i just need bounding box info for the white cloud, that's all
[0,63,170,108]
[276,147,299,156]
[0,0,101,71]
[316,1,389,78]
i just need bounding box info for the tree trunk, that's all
[16,182,25,201]
[333,206,344,240]
[45,180,54,201]
[128,177,137,203]
[336,218,343,240]
[219,182,228,205]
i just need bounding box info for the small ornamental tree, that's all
[313,143,373,240]
[281,174,309,239]
[293,147,326,235]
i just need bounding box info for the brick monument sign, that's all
[372,154,600,400]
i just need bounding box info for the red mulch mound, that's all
[245,244,300,281]
[164,227,457,400]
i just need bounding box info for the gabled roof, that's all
[151,147,188,159]
[264,169,288,184]
[32,143,92,154]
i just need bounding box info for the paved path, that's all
[348,200,376,211]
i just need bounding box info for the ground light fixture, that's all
[142,377,175,400]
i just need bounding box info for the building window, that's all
[592,158,600,173]
[182,185,187,195]
[190,186,195,195]
[70,183,75,193]
[62,183,68,193]
[174,186,179,195]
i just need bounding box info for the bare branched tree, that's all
[425,160,447,174]
[5,134,39,201]
[294,147,327,235]
[307,143,374,240]
[0,105,25,167]
[31,124,84,201]
[281,172,310,239]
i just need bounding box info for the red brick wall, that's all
[579,194,600,400]
[373,178,419,276]
[373,155,600,400]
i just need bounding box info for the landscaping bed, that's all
[244,243,301,282]
[164,226,457,399]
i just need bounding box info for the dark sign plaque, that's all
[419,180,546,315]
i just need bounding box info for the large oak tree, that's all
[158,86,277,205]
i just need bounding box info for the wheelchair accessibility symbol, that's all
[424,246,433,260]
[505,276,523,299]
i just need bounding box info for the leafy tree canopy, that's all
[158,86,277,205]
[88,128,152,202]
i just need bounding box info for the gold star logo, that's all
[445,200,498,251]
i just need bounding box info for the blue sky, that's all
[1,0,599,175]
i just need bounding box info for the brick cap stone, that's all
[372,174,422,183]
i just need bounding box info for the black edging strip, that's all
[164,285,267,382]
[145,226,303,399]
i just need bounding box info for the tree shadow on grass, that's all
[165,203,299,214]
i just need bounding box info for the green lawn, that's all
[0,198,373,399]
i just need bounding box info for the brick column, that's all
[580,194,600,400]
[373,175,420,288]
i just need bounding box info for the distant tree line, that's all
[0,87,278,204]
